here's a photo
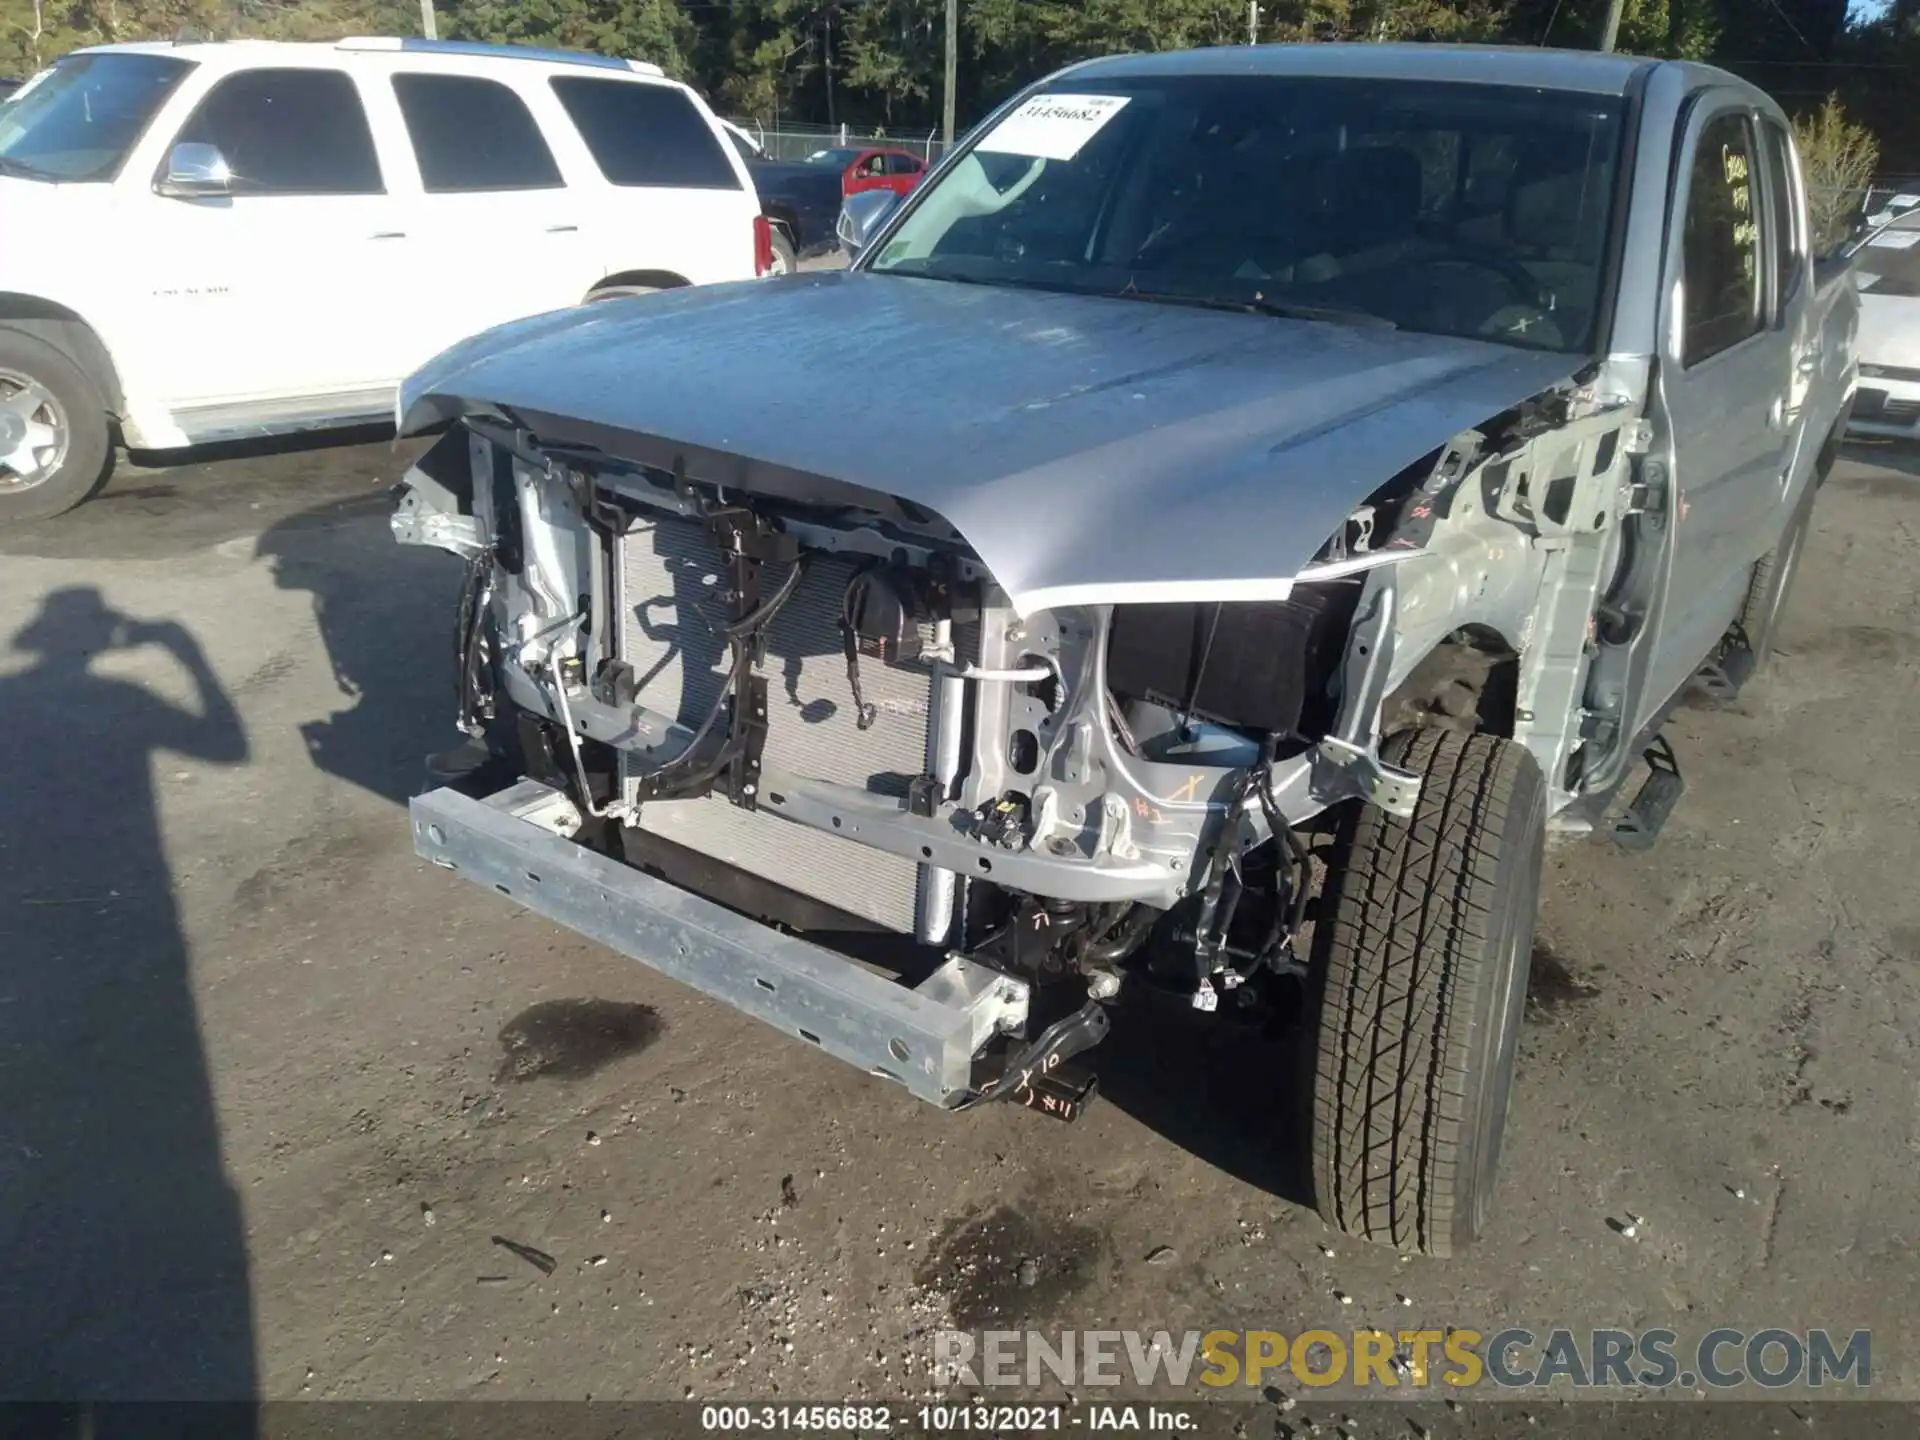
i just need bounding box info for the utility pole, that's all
[943,0,957,147]
[1248,0,1258,44]
[1598,0,1623,50]
[419,0,437,39]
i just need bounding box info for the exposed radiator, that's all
[615,515,946,933]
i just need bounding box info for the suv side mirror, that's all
[837,189,900,261]
[157,141,233,198]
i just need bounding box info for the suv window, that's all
[1681,111,1762,365]
[175,67,381,195]
[549,77,738,190]
[392,73,561,193]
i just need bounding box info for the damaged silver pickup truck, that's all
[392,44,1855,1255]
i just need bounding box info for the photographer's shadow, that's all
[254,485,465,806]
[0,587,255,1399]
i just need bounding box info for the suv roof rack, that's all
[336,37,665,77]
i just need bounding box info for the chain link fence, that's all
[724,118,953,165]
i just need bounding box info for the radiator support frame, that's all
[611,509,954,936]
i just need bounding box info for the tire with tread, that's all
[0,329,113,523]
[1306,727,1545,1257]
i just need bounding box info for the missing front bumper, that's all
[410,781,1029,1107]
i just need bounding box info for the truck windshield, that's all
[869,74,1625,354]
[0,52,192,182]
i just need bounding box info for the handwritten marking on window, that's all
[1721,145,1757,280]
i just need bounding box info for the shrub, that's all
[1793,94,1880,257]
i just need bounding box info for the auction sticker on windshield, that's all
[977,94,1130,162]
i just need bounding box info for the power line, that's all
[1539,0,1567,44]
[1752,0,1820,52]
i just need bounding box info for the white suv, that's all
[0,37,770,520]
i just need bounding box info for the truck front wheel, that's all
[1305,728,1546,1257]
[0,330,113,523]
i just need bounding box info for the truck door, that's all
[1760,116,1825,499]
[1639,99,1792,727]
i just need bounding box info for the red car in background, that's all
[804,145,927,197]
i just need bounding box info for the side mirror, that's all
[837,188,900,262]
[157,141,233,198]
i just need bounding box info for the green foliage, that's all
[0,0,1902,171]
[841,0,939,122]
[445,0,698,75]
[1025,0,1247,56]
[1613,0,1720,56]
[0,0,414,74]
[1793,93,1879,255]
[694,0,830,121]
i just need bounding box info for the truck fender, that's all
[0,293,127,418]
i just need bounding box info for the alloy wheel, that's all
[0,367,69,493]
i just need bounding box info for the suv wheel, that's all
[1305,728,1546,1257]
[0,331,113,522]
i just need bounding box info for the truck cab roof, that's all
[1070,41,1764,107]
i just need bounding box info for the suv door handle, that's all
[1795,350,1821,377]
[370,231,407,240]
[545,224,579,233]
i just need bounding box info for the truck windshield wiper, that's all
[889,269,1117,301]
[1117,288,1397,330]
[0,155,56,180]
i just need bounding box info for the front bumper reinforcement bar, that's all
[410,782,1029,1107]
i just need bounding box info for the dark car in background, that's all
[0,77,22,101]
[722,122,844,272]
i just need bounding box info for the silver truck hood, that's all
[401,272,1576,615]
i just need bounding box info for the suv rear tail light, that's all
[754,215,775,276]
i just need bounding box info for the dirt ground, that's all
[2,428,1918,1413]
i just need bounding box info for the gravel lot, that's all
[2,428,1917,1411]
